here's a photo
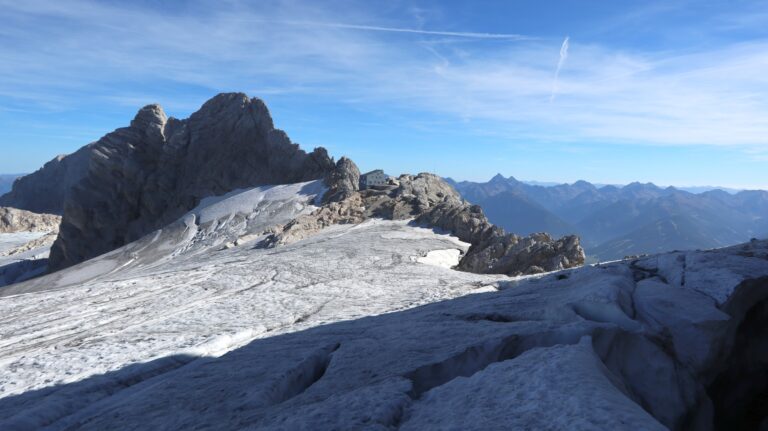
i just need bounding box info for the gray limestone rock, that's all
[322,157,360,203]
[411,185,585,276]
[363,173,464,219]
[269,171,585,276]
[265,194,367,247]
[0,207,61,233]
[24,91,581,277]
[414,202,497,244]
[459,230,585,276]
[0,145,93,215]
[49,93,334,271]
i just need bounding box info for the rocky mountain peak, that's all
[196,91,251,112]
[625,181,660,191]
[489,173,506,182]
[48,92,334,271]
[573,180,593,189]
[130,103,167,129]
[191,92,274,132]
[129,103,169,148]
[323,157,361,203]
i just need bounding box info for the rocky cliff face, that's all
[269,159,585,276]
[0,145,92,215]
[49,93,334,271]
[0,207,61,233]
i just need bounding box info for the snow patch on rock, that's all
[191,180,325,225]
[416,249,463,269]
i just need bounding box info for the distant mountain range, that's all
[446,174,768,261]
[0,175,23,196]
[521,180,743,195]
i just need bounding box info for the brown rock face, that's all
[49,93,334,271]
[0,207,61,233]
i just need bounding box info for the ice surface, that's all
[0,219,502,415]
[0,181,327,294]
[416,248,464,268]
[0,232,53,287]
[0,181,767,430]
[0,232,47,255]
[191,180,325,225]
[401,338,666,431]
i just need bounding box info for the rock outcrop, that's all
[0,145,92,214]
[270,159,585,276]
[460,231,584,275]
[49,93,334,271]
[0,207,61,233]
[265,194,367,247]
[322,157,360,203]
[415,203,584,275]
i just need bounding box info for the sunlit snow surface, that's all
[0,182,497,422]
[1,181,767,430]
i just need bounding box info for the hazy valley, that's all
[449,174,768,261]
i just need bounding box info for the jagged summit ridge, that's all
[49,92,335,270]
[130,103,167,131]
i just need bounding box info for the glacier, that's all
[0,181,767,430]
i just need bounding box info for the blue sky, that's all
[1,0,767,188]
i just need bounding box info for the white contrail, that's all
[276,20,533,40]
[550,36,570,102]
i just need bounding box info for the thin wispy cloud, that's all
[1,0,767,152]
[279,20,534,40]
[549,36,569,102]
